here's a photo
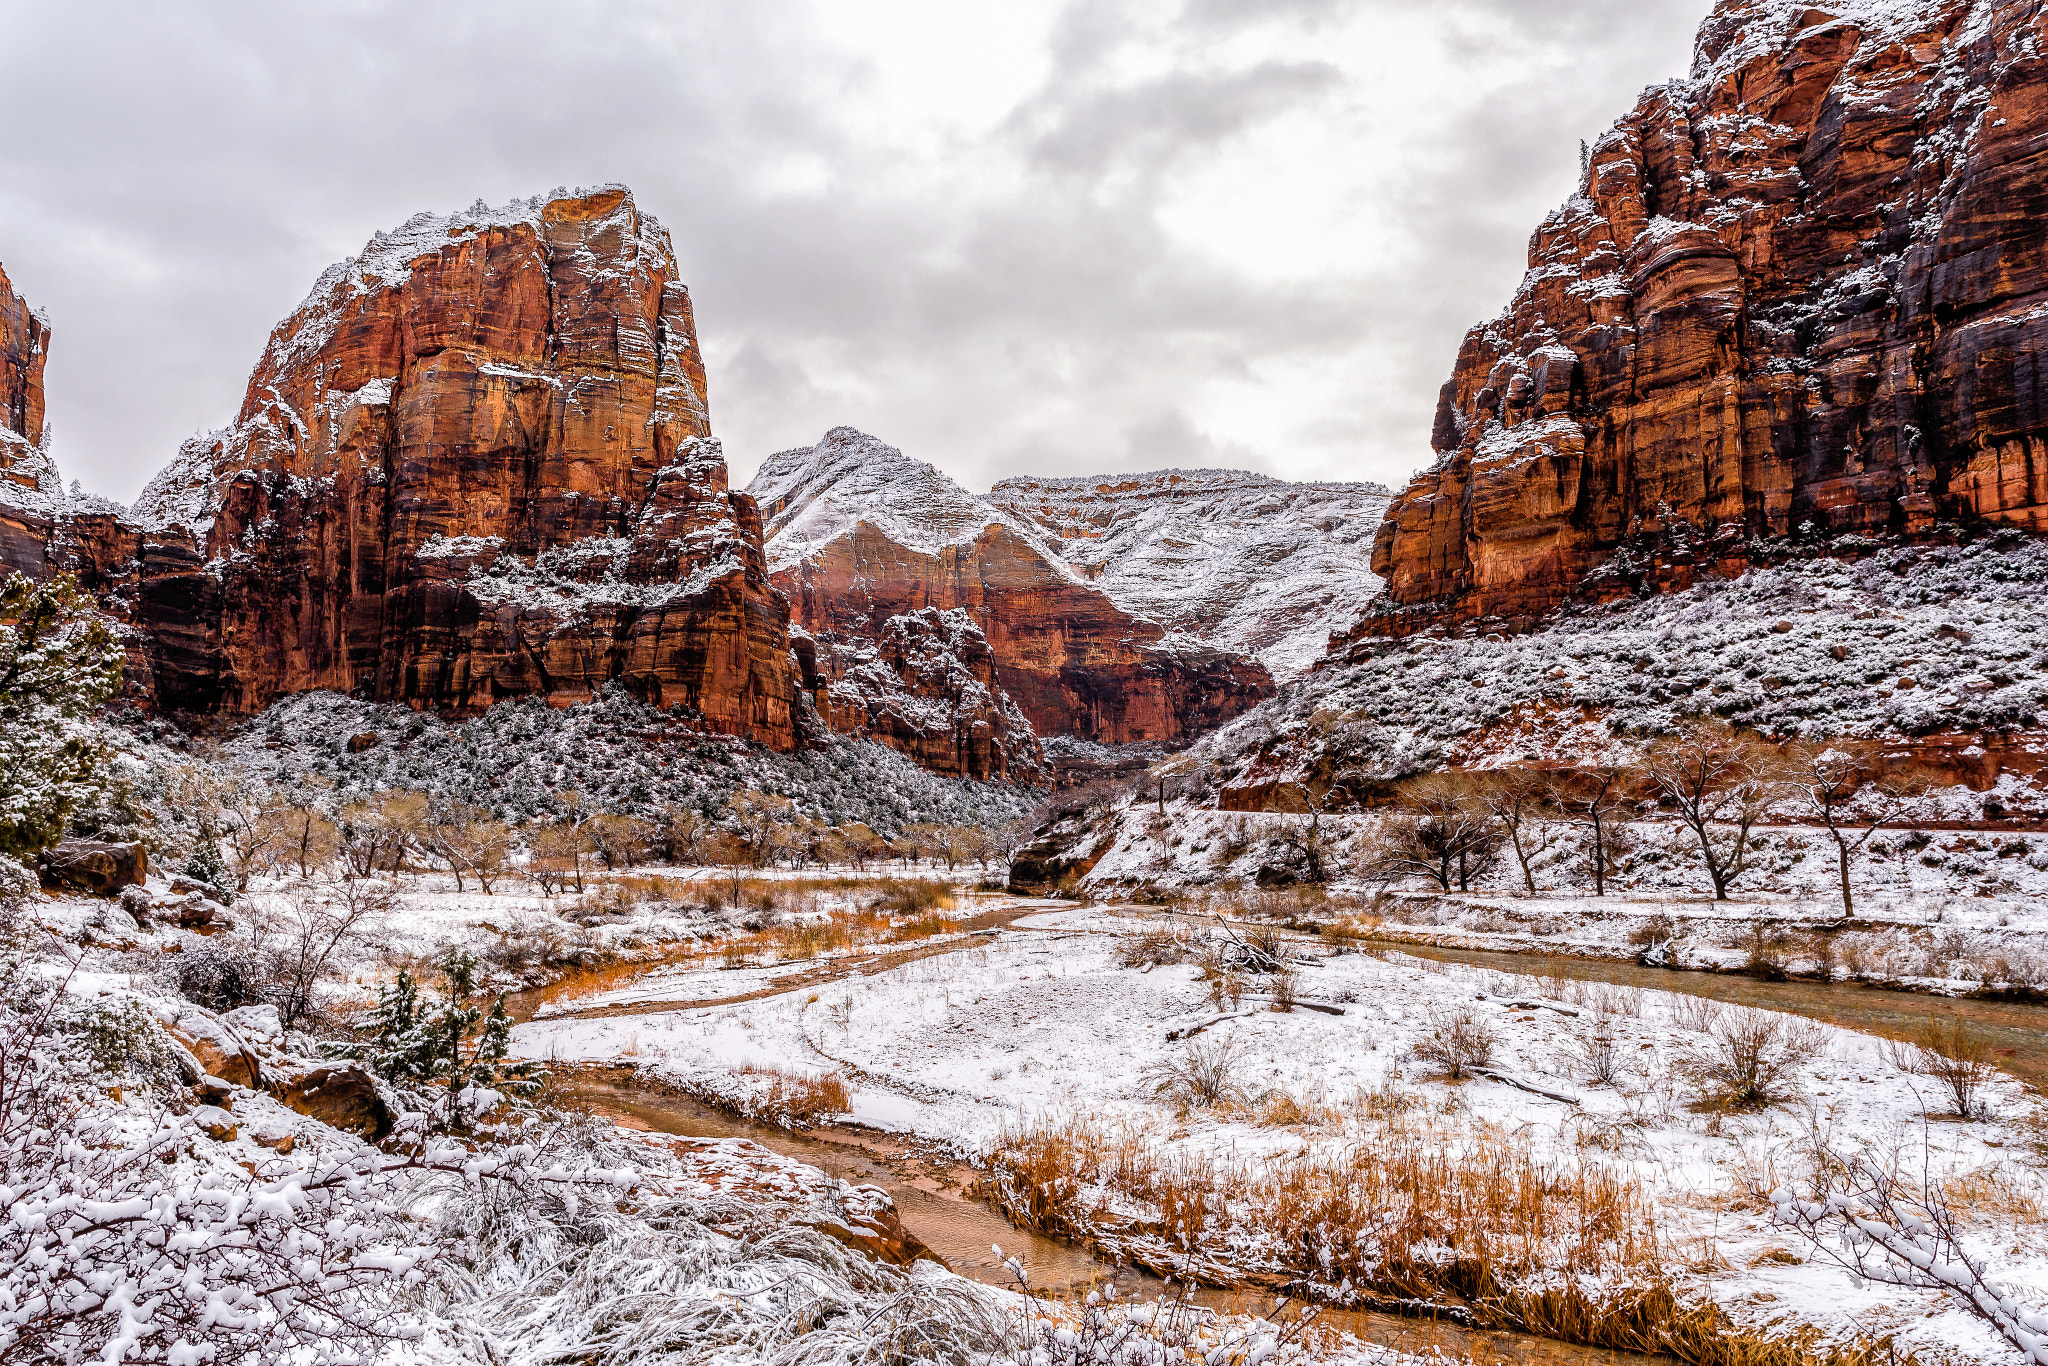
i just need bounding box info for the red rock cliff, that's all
[0,261,57,573]
[86,187,800,745]
[1370,0,2048,625]
[749,429,1273,779]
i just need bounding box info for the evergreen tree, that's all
[0,573,123,859]
[348,950,537,1126]
[180,834,234,902]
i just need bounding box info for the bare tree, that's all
[1476,768,1556,893]
[1548,763,1635,897]
[728,790,795,869]
[1642,723,1786,901]
[275,785,340,878]
[1786,743,1938,920]
[1371,771,1502,891]
[247,877,394,1029]
[660,806,713,866]
[426,807,517,894]
[703,831,754,907]
[528,823,594,895]
[584,813,654,870]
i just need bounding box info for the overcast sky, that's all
[0,0,1703,503]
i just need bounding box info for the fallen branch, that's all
[1166,1009,1257,1040]
[1469,1067,1580,1106]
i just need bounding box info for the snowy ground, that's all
[513,900,2048,1365]
[1057,803,2048,988]
[22,877,1424,1366]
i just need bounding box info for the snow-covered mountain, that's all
[988,470,1391,681]
[745,429,1286,781]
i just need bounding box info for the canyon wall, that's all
[1369,0,2048,626]
[26,188,802,748]
[988,470,1390,680]
[750,429,1275,780]
[0,261,57,573]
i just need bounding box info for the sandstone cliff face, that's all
[1370,0,2048,625]
[749,429,1273,779]
[0,261,56,574]
[80,188,801,746]
[988,470,1391,680]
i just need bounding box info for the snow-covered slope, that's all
[988,470,1392,680]
[749,441,1393,681]
[750,427,1070,575]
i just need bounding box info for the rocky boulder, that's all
[38,839,147,895]
[269,1063,394,1140]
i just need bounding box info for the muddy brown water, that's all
[558,1078,1662,1366]
[510,912,2045,1363]
[1371,940,2048,1089]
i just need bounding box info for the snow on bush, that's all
[1220,536,2048,772]
[216,687,1032,836]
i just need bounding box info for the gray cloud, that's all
[0,0,1704,502]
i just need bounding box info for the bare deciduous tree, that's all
[1786,742,1938,920]
[1643,723,1786,901]
[1476,768,1556,893]
[1547,764,1636,897]
[247,876,393,1029]
[1371,771,1501,891]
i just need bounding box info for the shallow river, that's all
[1370,939,2048,1089]
[556,1078,1663,1366]
[526,927,2048,1364]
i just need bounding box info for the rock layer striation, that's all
[750,429,1275,780]
[27,189,803,747]
[1370,0,2048,625]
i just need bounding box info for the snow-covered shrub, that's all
[1412,1008,1496,1079]
[167,942,267,1012]
[0,572,124,860]
[0,949,636,1364]
[1680,1007,1826,1108]
[224,688,1033,838]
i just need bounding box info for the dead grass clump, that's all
[883,912,951,943]
[1883,1017,2001,1120]
[986,1113,1655,1307]
[1577,982,1644,1018]
[1627,911,1676,950]
[868,878,955,916]
[1560,1020,1626,1087]
[1351,1079,1421,1121]
[776,919,853,961]
[1413,1008,1496,1079]
[603,872,693,904]
[1143,1039,1248,1110]
[1681,1007,1826,1109]
[733,1063,851,1126]
[1116,928,1190,970]
[1667,994,1724,1033]
[984,1115,1896,1366]
[1250,1088,1337,1130]
[1269,965,1301,1013]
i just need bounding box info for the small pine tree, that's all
[349,951,537,1127]
[181,835,234,903]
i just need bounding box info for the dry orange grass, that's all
[980,1114,1901,1366]
[732,1063,852,1126]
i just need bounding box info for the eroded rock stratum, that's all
[1370,0,2048,626]
[4,187,802,748]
